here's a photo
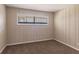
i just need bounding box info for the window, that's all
[17,16,48,25]
[35,17,47,24]
[18,16,26,23]
[26,16,34,24]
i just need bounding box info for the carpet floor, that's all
[2,40,79,54]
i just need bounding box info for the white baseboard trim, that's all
[55,39,79,51]
[7,38,53,46]
[0,44,7,53]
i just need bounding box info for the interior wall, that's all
[6,7,54,45]
[0,5,6,52]
[54,5,79,50]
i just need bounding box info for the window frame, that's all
[17,15,49,25]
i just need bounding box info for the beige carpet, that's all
[2,40,79,54]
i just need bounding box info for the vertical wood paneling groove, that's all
[74,7,76,47]
[64,9,65,43]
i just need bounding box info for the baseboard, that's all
[7,38,53,46]
[55,39,79,51]
[0,44,7,53]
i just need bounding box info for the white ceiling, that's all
[6,4,73,12]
